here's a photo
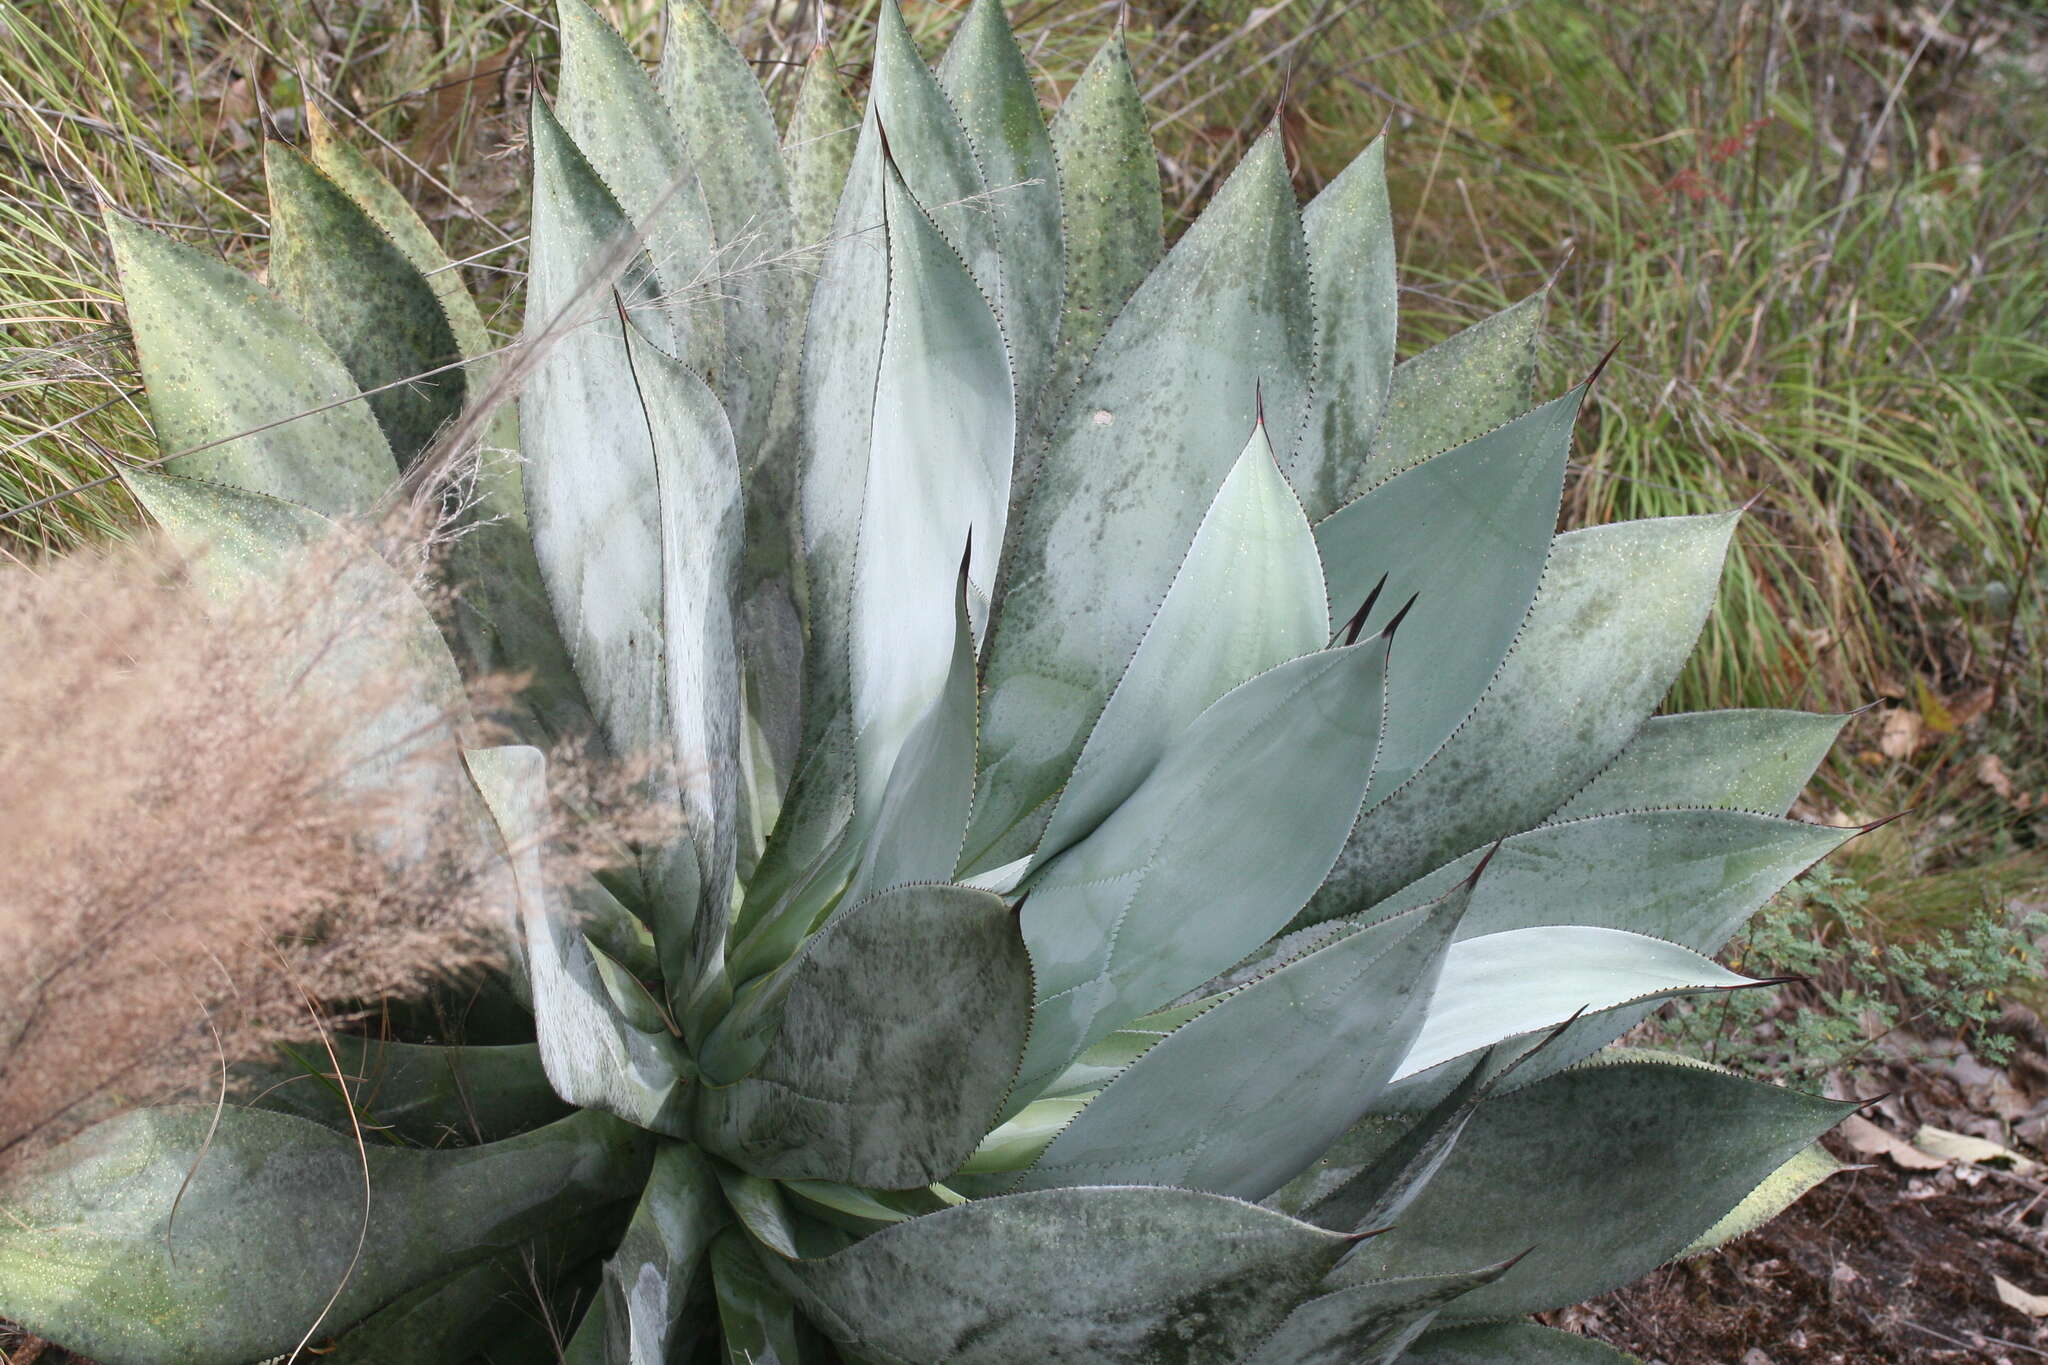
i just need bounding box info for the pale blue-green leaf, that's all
[770,1187,1353,1364]
[1240,1264,1516,1365]
[1300,512,1740,930]
[1338,1055,1855,1319]
[1011,631,1391,1110]
[264,140,463,467]
[1349,291,1544,497]
[871,0,1003,312]
[465,746,694,1136]
[1040,28,1162,439]
[1033,420,1327,871]
[598,1143,728,1365]
[849,163,1013,816]
[712,1229,805,1365]
[938,0,1062,417]
[1389,926,1758,1085]
[845,563,977,903]
[106,214,396,516]
[1316,386,1583,802]
[715,1166,803,1261]
[694,883,1033,1188]
[971,130,1314,872]
[586,937,671,1034]
[1014,884,1464,1200]
[656,0,792,462]
[1402,1323,1640,1364]
[241,1036,567,1145]
[553,0,719,371]
[0,1106,652,1365]
[1679,1142,1843,1259]
[1548,709,1847,822]
[1296,137,1395,519]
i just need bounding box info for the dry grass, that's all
[0,530,513,1170]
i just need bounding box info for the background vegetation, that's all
[1,0,2042,1033]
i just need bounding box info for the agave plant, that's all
[0,2,1871,1361]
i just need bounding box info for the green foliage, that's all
[0,3,1886,1362]
[1655,868,2048,1084]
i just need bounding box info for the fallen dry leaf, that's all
[1840,1113,1948,1170]
[1879,707,1924,759]
[1976,752,2017,801]
[1994,1274,2048,1318]
[1913,1124,2040,1175]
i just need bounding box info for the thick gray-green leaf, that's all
[770,1187,1354,1364]
[846,561,977,904]
[1548,709,1847,821]
[553,0,719,372]
[1317,386,1583,802]
[1679,1141,1842,1259]
[1041,28,1162,439]
[1012,630,1391,1109]
[1240,1264,1515,1365]
[1014,885,1464,1200]
[849,163,1013,813]
[971,130,1314,872]
[465,746,694,1136]
[938,0,1062,417]
[1033,420,1327,871]
[711,1229,804,1365]
[694,883,1032,1188]
[1368,808,1857,953]
[1350,291,1544,496]
[1285,1051,1492,1235]
[107,214,396,516]
[242,1036,567,1145]
[1338,1055,1855,1319]
[1297,136,1395,519]
[1301,512,1740,929]
[0,1106,652,1365]
[871,0,1003,316]
[1403,1323,1639,1364]
[657,0,792,462]
[1389,926,1757,1085]
[265,141,463,467]
[599,1142,728,1364]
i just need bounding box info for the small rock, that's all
[1742,1349,1775,1365]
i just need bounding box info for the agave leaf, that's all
[105,214,396,516]
[241,1037,568,1145]
[1547,709,1848,821]
[1240,1263,1519,1365]
[768,1187,1355,1364]
[1039,26,1163,441]
[1011,629,1392,1109]
[1033,419,1328,871]
[598,1143,730,1365]
[465,746,695,1137]
[849,161,1014,813]
[1401,1323,1640,1363]
[264,140,464,467]
[1296,136,1396,519]
[845,555,977,904]
[656,0,792,462]
[1678,1142,1842,1258]
[695,883,1033,1189]
[1370,809,1856,953]
[937,0,1062,416]
[1302,512,1740,929]
[0,1106,652,1365]
[1014,880,1466,1201]
[870,0,1003,311]
[552,0,719,371]
[971,129,1314,871]
[711,1229,806,1365]
[1386,926,1761,1087]
[1337,1055,1855,1319]
[1349,290,1545,496]
[1316,385,1584,801]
